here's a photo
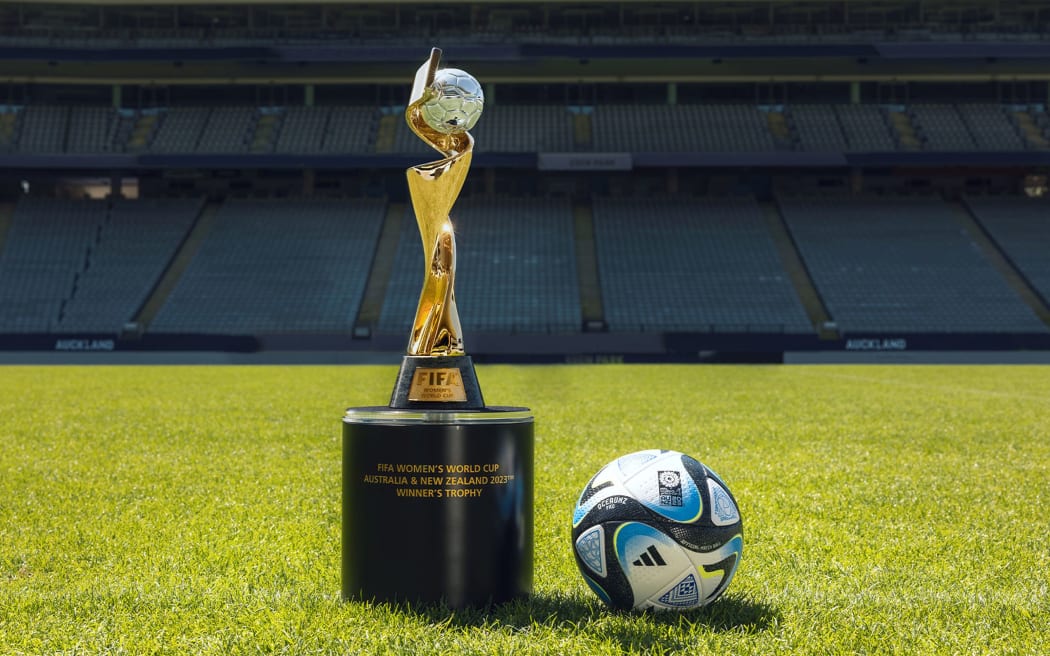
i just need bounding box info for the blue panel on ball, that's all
[708,478,740,526]
[575,526,607,578]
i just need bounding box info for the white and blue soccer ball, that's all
[420,68,484,135]
[572,449,743,611]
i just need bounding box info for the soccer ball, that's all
[420,68,484,135]
[572,449,743,611]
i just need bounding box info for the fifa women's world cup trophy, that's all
[342,49,534,609]
[389,48,485,407]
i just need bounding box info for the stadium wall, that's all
[4,329,1050,364]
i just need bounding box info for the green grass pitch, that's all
[2,364,1048,655]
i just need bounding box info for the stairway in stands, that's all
[0,202,15,255]
[765,110,794,150]
[763,200,838,339]
[572,112,592,150]
[250,110,281,153]
[354,202,406,337]
[887,108,922,150]
[131,201,221,333]
[125,112,160,151]
[1012,109,1049,148]
[374,115,399,153]
[572,201,605,331]
[951,200,1050,329]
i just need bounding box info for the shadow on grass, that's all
[393,590,778,637]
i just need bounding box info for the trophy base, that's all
[389,355,485,410]
[342,406,533,608]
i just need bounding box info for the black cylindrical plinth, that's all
[342,407,533,607]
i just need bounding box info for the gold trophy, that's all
[342,50,533,607]
[389,47,485,408]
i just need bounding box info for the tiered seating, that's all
[3,102,1044,155]
[320,106,377,153]
[956,104,1025,150]
[275,106,328,153]
[16,106,69,153]
[197,106,255,152]
[0,198,202,333]
[592,195,811,333]
[149,108,209,152]
[834,105,897,151]
[910,105,977,150]
[470,105,575,152]
[592,104,775,152]
[831,104,898,150]
[66,106,118,153]
[965,195,1050,305]
[791,105,848,152]
[0,198,105,332]
[378,196,580,334]
[151,198,385,334]
[779,194,1047,333]
[58,198,203,332]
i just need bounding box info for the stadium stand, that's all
[58,198,203,332]
[964,195,1050,306]
[790,105,849,152]
[16,106,69,154]
[0,198,103,332]
[909,105,977,151]
[149,108,210,153]
[778,194,1049,334]
[117,111,158,153]
[378,196,581,335]
[197,106,255,153]
[470,105,576,153]
[319,107,378,154]
[833,105,898,151]
[66,106,119,154]
[150,198,385,334]
[592,104,776,152]
[592,194,812,333]
[8,102,1048,155]
[956,104,1027,151]
[0,198,202,333]
[1011,105,1050,148]
[274,107,326,154]
[1,0,1049,359]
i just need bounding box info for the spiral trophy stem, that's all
[404,48,473,357]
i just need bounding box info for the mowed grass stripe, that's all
[1,365,1047,655]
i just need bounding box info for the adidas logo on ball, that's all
[632,545,667,567]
